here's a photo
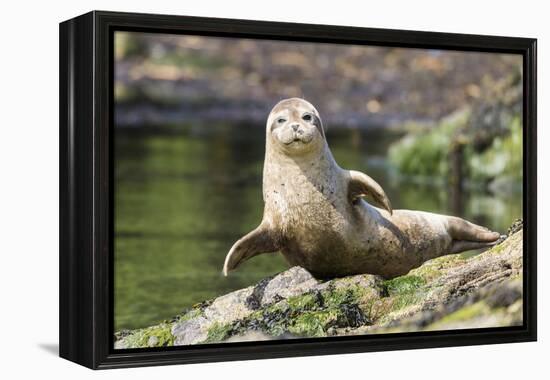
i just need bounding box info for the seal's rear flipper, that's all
[449,239,500,254]
[347,170,393,214]
[447,217,501,242]
[223,224,279,276]
[446,216,501,254]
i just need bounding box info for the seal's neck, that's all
[264,141,337,176]
[262,141,340,212]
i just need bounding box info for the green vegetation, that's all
[432,302,489,325]
[205,322,234,343]
[383,275,425,296]
[388,110,469,180]
[388,74,523,193]
[118,323,175,348]
[290,310,340,337]
[388,110,522,188]
[469,117,522,184]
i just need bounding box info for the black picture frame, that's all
[59,10,537,369]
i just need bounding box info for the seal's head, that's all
[267,98,325,155]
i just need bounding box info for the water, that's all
[114,124,522,330]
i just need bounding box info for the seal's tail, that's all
[447,217,502,254]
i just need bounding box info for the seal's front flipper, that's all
[223,225,279,276]
[347,170,393,214]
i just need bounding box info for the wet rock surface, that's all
[114,227,523,349]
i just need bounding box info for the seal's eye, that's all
[277,118,286,124]
[302,114,312,122]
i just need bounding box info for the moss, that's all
[202,286,373,342]
[383,275,425,296]
[324,288,355,306]
[212,302,293,339]
[488,243,506,255]
[286,292,320,311]
[289,310,339,337]
[391,294,424,313]
[432,254,464,266]
[458,251,481,260]
[259,319,287,337]
[377,275,428,316]
[427,302,490,330]
[116,306,206,347]
[411,254,464,281]
[176,308,202,323]
[122,323,175,348]
[442,302,488,323]
[204,322,234,343]
[408,265,441,282]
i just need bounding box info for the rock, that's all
[115,227,523,348]
[171,316,209,346]
[147,336,159,346]
[224,331,297,343]
[204,287,255,323]
[171,268,319,345]
[260,266,319,305]
[350,277,523,335]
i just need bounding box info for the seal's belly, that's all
[279,205,378,277]
[279,206,453,278]
[277,197,356,273]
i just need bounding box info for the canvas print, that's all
[113,31,523,349]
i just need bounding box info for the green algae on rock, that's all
[114,227,523,349]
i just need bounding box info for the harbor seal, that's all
[223,98,501,279]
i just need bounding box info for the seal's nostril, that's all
[291,124,299,131]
